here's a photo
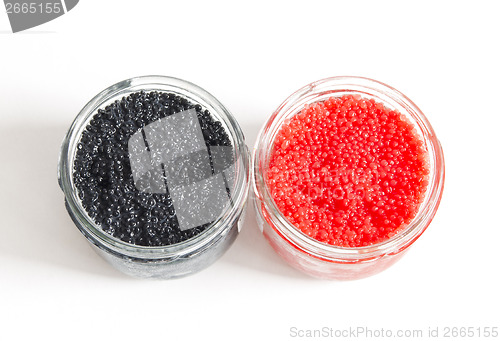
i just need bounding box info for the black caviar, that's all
[73,91,233,246]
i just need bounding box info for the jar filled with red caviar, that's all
[252,76,444,280]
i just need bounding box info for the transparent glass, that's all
[59,76,250,279]
[252,76,445,280]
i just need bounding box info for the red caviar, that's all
[267,95,429,247]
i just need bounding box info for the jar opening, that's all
[253,76,445,261]
[59,76,250,258]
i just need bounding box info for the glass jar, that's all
[252,76,445,280]
[59,76,250,279]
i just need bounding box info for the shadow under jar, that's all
[59,76,250,279]
[252,76,444,280]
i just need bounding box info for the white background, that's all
[1,1,499,340]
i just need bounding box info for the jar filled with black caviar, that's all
[58,76,250,278]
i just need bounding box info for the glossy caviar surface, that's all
[73,91,232,246]
[267,95,429,247]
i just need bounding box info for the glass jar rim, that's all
[59,75,250,259]
[253,76,445,262]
